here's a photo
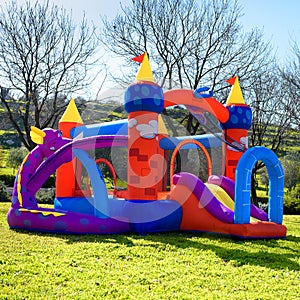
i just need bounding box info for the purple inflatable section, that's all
[7,206,130,234]
[173,172,234,223]
[207,175,268,221]
[208,175,235,198]
[27,135,128,193]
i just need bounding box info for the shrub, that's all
[7,147,28,172]
[0,132,21,148]
[36,188,56,205]
[284,185,300,214]
[42,176,55,188]
[0,174,16,187]
[281,153,300,190]
[0,180,10,202]
[0,174,55,188]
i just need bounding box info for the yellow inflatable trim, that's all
[205,183,257,222]
[19,208,65,217]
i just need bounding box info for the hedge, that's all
[0,174,55,188]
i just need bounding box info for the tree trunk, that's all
[251,171,259,206]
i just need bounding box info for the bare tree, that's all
[101,0,272,92]
[100,0,274,137]
[246,65,297,203]
[0,0,100,150]
[280,40,300,129]
[249,67,294,152]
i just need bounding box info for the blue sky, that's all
[239,0,300,61]
[10,0,300,96]
[46,0,299,61]
[12,0,300,60]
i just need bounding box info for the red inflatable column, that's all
[56,99,84,198]
[221,77,252,181]
[124,53,166,200]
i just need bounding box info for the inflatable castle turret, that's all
[221,77,252,180]
[56,99,87,198]
[124,53,167,200]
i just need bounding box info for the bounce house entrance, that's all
[234,147,284,224]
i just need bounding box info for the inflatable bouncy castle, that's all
[7,53,286,239]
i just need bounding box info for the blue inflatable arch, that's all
[72,148,109,219]
[234,146,284,224]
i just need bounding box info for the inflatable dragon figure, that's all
[11,127,70,208]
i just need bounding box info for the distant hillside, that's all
[0,98,299,155]
[81,100,126,125]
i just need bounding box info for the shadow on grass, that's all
[285,235,300,243]
[13,228,300,272]
[131,233,300,271]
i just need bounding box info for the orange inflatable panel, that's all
[164,89,229,124]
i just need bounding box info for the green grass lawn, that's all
[0,202,299,300]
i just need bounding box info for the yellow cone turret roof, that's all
[60,98,83,124]
[158,115,168,135]
[226,76,245,105]
[135,52,154,82]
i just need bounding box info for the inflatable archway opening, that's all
[169,139,212,186]
[234,147,284,225]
